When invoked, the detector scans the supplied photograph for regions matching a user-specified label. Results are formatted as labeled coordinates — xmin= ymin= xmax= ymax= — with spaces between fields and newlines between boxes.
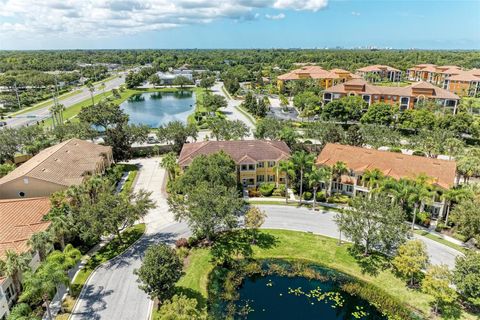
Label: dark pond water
xmin=234 ymin=274 xmax=387 ymax=320
xmin=120 ymin=91 xmax=195 ymax=127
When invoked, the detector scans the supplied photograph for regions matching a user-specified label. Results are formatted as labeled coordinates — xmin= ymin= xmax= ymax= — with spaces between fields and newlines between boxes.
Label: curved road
xmin=70 ymin=158 xmax=463 ymax=319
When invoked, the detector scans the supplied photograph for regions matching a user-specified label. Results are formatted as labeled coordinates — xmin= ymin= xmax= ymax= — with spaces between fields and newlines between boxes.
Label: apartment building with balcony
xmin=316 ymin=143 xmax=457 ymax=218
xmin=0 ymin=197 xmax=51 ymax=319
xmin=277 ymin=66 xmax=360 ymax=92
xmin=323 ymin=79 xmax=460 ymax=113
xmin=407 ymin=64 xmax=480 ymax=96
xmin=356 ymin=65 xmax=402 ymax=82
xmin=178 ymin=140 xmax=291 ymax=188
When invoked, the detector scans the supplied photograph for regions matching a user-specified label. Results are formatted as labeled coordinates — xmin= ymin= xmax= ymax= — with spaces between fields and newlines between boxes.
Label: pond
xmin=234 ymin=274 xmax=387 ymax=320
xmin=120 ymin=91 xmax=195 ymax=127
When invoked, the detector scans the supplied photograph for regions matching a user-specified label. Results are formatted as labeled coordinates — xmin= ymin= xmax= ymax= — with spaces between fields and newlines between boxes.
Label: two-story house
xmin=356 ymin=65 xmax=402 ymax=82
xmin=0 ymin=197 xmax=51 ymax=319
xmin=316 ymin=143 xmax=457 ymax=218
xmin=178 ymin=140 xmax=291 ymax=188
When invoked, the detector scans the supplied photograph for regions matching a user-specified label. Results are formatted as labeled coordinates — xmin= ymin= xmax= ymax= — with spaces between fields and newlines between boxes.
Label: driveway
xmin=70 ymin=158 xmax=189 ymax=320
xmin=258 ymin=205 xmax=463 ymax=268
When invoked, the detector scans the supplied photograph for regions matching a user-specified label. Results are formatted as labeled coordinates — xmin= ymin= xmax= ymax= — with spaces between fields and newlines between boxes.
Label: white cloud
xmin=265 ymin=13 xmax=286 ymax=20
xmin=351 ymin=11 xmax=360 ymax=16
xmin=0 ymin=0 xmax=328 ymax=39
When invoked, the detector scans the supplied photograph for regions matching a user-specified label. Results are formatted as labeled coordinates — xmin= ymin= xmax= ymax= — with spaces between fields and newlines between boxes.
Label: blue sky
xmin=0 ymin=0 xmax=479 ymax=50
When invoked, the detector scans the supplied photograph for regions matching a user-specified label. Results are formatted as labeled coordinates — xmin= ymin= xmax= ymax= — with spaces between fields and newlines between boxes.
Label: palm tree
xmin=49 ymin=103 xmax=65 ymax=128
xmin=441 ymin=187 xmax=474 ymax=224
xmin=86 ymin=82 xmax=95 ymax=106
xmin=3 ymin=250 xmax=31 ymax=294
xmin=277 ymin=160 xmax=295 ymax=204
xmin=27 ymin=231 xmax=53 ymax=262
xmin=47 ymin=207 xmax=72 ymax=250
xmin=408 ymin=174 xmax=434 ymax=230
xmin=329 ymin=161 xmax=348 ymax=197
xmin=307 ymin=166 xmax=331 ymax=209
xmin=380 ymin=177 xmax=415 ymax=209
xmin=291 ymin=151 xmax=315 ymax=202
xmin=362 ymin=168 xmax=384 ymax=199
xmin=160 ymin=152 xmax=178 ymax=181
xmin=19 ymin=261 xmax=69 ymax=320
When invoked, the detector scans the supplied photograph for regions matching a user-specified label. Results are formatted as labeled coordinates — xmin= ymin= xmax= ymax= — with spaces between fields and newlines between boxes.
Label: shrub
xmin=303 ymin=191 xmax=313 ymax=201
xmin=248 ymin=189 xmax=261 ymax=197
xmin=327 ymin=193 xmax=350 ymax=204
xmin=272 ymin=184 xmax=286 ymax=197
xmin=389 ymin=147 xmax=402 ymax=153
xmin=416 ymin=212 xmax=430 ymax=227
xmin=259 ymin=183 xmax=275 ymax=197
xmin=315 ymin=191 xmax=326 ymax=202
xmin=176 ymin=247 xmax=189 ymax=260
xmin=435 ymin=222 xmax=449 ymax=232
xmin=412 ymin=150 xmax=426 ymax=157
xmin=175 ymin=238 xmax=189 ymax=248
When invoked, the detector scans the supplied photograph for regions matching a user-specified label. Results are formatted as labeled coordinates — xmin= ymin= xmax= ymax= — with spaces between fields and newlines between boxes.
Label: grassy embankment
xmin=174 ymin=229 xmax=477 ymax=320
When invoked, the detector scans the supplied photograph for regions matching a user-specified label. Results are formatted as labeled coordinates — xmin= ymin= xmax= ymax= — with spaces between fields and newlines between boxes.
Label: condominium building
xmin=0 ymin=139 xmax=113 ymax=199
xmin=323 ymin=79 xmax=460 ymax=113
xmin=356 ymin=65 xmax=402 ymax=82
xmin=0 ymin=197 xmax=51 ymax=319
xmin=316 ymin=143 xmax=457 ymax=218
xmin=178 ymin=140 xmax=291 ymax=188
xmin=407 ymin=64 xmax=480 ymax=96
xmin=277 ymin=66 xmax=359 ymax=92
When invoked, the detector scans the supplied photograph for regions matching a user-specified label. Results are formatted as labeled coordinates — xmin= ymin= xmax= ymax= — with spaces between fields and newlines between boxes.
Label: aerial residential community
xmin=0 ymin=1 xmax=480 ymax=320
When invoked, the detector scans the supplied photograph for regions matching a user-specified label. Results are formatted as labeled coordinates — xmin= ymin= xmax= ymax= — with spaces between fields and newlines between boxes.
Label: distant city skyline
xmin=0 ymin=0 xmax=479 ymax=50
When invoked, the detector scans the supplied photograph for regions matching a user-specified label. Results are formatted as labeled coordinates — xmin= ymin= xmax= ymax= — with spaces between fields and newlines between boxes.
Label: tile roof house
xmin=356 ymin=65 xmax=402 ymax=82
xmin=323 ymin=79 xmax=460 ymax=112
xmin=277 ymin=66 xmax=357 ymax=92
xmin=0 ymin=197 xmax=51 ymax=317
xmin=0 ymin=139 xmax=113 ymax=199
xmin=178 ymin=140 xmax=291 ymax=187
xmin=406 ymin=64 xmax=480 ymax=97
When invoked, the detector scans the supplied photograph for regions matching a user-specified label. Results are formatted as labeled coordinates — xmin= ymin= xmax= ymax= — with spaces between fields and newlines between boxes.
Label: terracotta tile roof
xmin=325 ymin=79 xmax=459 ymax=100
xmin=357 ymin=65 xmax=400 ymax=72
xmin=0 ymin=139 xmax=112 ymax=188
xmin=178 ymin=140 xmax=291 ymax=167
xmin=277 ymin=66 xmax=350 ymax=81
xmin=0 ymin=197 xmax=51 ymax=260
xmin=446 ymin=69 xmax=480 ymax=82
xmin=316 ymin=143 xmax=456 ymax=189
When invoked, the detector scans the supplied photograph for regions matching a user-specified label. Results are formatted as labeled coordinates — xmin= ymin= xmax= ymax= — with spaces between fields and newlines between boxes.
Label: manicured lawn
xmin=175 ymin=229 xmax=476 ymax=319
xmin=414 ymin=230 xmax=467 ymax=254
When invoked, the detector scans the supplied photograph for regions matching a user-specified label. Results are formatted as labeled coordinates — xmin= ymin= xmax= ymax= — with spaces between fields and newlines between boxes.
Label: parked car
xmin=0 ymin=121 xmax=7 ymax=127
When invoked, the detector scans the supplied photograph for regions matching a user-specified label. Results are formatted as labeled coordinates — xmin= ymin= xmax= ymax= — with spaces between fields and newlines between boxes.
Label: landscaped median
xmin=170 ymin=229 xmax=477 ymax=320
xmin=55 ymin=223 xmax=146 ymax=319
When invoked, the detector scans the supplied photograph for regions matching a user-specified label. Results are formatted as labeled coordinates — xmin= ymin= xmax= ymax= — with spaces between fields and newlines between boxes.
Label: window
xmin=248 ymin=164 xmax=255 ymax=171
xmin=268 ymin=161 xmax=276 ymax=168
xmin=241 ymin=165 xmax=248 ymax=171
xmin=345 ymin=185 xmax=354 ymax=193
xmin=5 ymin=284 xmax=14 ymax=302
xmin=257 ymin=175 xmax=265 ymax=182
xmin=257 ymin=162 xmax=264 ymax=168
xmin=268 ymin=175 xmax=275 ymax=182
xmin=19 ymin=192 xmax=25 ymax=197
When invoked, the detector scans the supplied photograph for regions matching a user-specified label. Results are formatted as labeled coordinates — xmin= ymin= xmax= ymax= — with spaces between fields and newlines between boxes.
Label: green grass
xmin=235 ymin=104 xmax=257 ymax=125
xmin=10 ymin=89 xmax=83 ymax=116
xmin=414 ymin=230 xmax=467 ymax=254
xmin=121 ymin=168 xmax=138 ymax=194
xmin=175 ymin=229 xmax=476 ymax=319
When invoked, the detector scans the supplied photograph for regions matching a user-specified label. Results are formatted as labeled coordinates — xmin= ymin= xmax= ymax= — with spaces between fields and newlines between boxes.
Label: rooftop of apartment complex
xmin=324 ymin=79 xmax=459 ymax=100
xmin=408 ymin=64 xmax=480 ymax=82
xmin=277 ymin=66 xmax=360 ymax=81
xmin=316 ymin=143 xmax=457 ymax=189
xmin=0 ymin=139 xmax=112 ymax=188
xmin=178 ymin=140 xmax=291 ymax=167
xmin=357 ymin=65 xmax=401 ymax=72
xmin=0 ymin=197 xmax=51 ymax=260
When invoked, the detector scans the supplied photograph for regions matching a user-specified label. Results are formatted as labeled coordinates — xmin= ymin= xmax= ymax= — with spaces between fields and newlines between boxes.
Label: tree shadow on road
xmin=72 ymin=285 xmax=114 ymax=320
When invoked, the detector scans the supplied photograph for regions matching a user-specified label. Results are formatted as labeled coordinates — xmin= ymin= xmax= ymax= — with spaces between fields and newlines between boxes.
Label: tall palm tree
xmin=160 ymin=152 xmax=178 ymax=181
xmin=380 ymin=177 xmax=415 ymax=209
xmin=27 ymin=231 xmax=53 ymax=262
xmin=277 ymin=160 xmax=295 ymax=203
xmin=291 ymin=151 xmax=315 ymax=202
xmin=408 ymin=174 xmax=434 ymax=230
xmin=362 ymin=168 xmax=384 ymax=199
xmin=86 ymin=82 xmax=95 ymax=106
xmin=4 ymin=250 xmax=31 ymax=294
xmin=441 ymin=187 xmax=474 ymax=224
xmin=47 ymin=207 xmax=72 ymax=250
xmin=307 ymin=166 xmax=331 ymax=209
xmin=329 ymin=161 xmax=348 ymax=197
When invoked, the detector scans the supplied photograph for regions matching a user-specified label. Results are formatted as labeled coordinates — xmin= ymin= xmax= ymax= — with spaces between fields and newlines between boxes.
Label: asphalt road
xmin=5 ymin=74 xmax=126 ymax=128
xmin=258 ymin=204 xmax=463 ymax=268
xmin=70 ymin=158 xmax=189 ymax=320
xmin=70 ymin=161 xmax=462 ymax=320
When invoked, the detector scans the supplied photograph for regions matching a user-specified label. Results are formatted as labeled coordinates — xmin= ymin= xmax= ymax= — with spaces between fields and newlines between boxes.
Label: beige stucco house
xmin=0 ymin=139 xmax=113 ymax=199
